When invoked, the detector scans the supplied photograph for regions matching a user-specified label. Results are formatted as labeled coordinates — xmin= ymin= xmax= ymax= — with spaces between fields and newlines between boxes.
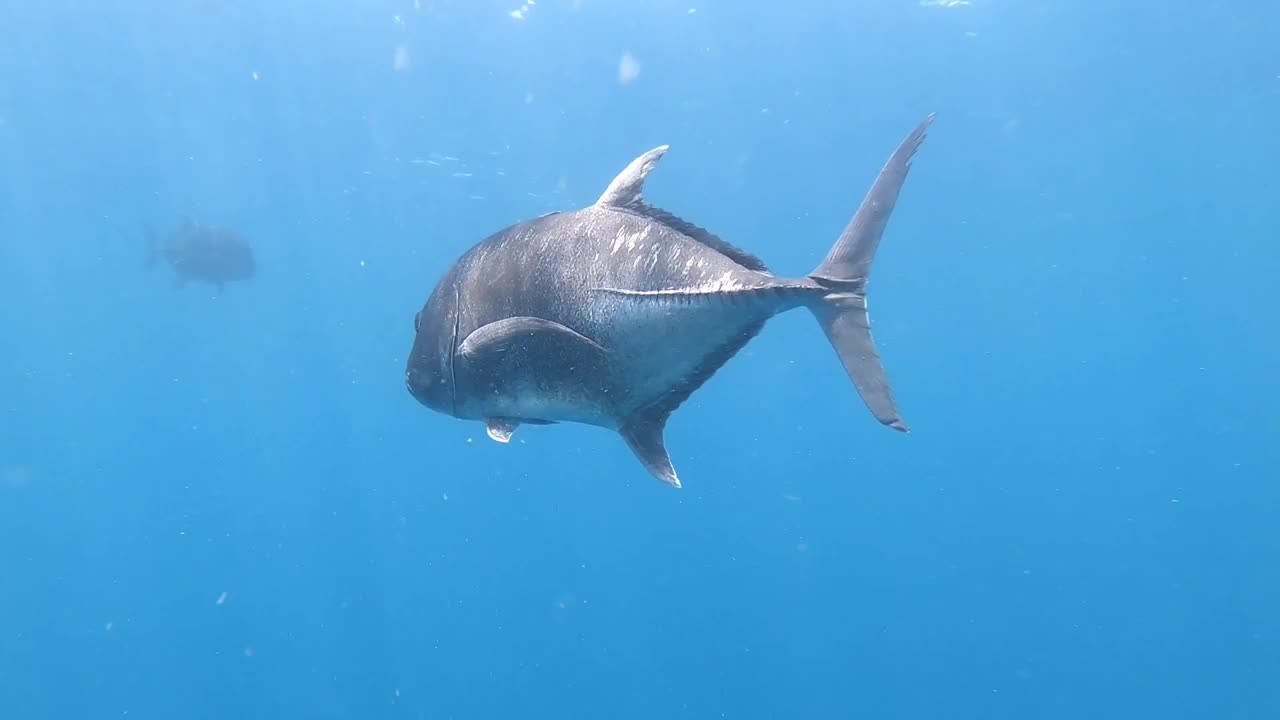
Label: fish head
xmin=405 ymin=280 xmax=460 ymax=417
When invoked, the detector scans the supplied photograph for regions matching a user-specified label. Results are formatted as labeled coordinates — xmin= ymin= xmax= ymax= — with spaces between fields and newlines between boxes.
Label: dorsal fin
xmin=595 ymin=146 xmax=771 ymax=273
xmin=595 ymin=145 xmax=669 ymax=208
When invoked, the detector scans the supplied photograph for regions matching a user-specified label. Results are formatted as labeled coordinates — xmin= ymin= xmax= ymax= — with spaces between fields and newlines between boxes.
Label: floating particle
xmin=618 ymin=52 xmax=641 ymax=85
xmin=216 ymin=591 xmax=229 ymax=606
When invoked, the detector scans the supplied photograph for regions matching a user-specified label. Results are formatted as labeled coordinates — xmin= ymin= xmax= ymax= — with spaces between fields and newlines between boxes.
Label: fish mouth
xmin=404 ymin=369 xmax=419 ymax=401
xmin=405 ymin=364 xmax=431 ymax=405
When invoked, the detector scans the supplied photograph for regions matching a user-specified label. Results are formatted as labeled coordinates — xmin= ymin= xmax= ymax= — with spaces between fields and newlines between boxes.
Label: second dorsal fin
xmin=595 ymin=146 xmax=770 ymax=273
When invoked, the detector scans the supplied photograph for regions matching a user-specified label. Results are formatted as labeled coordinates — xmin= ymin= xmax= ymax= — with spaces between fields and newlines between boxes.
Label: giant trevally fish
xmin=406 ymin=115 xmax=935 ymax=488
xmin=144 ymin=218 xmax=256 ymax=291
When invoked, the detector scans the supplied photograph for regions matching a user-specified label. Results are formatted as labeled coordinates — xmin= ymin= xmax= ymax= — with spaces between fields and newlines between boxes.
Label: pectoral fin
xmin=456 ymin=316 xmax=611 ymax=401
xmin=458 ymin=316 xmax=606 ymax=364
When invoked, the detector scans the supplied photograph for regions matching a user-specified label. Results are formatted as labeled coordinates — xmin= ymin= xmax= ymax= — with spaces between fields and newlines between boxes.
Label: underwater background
xmin=2 ymin=0 xmax=1277 ymax=718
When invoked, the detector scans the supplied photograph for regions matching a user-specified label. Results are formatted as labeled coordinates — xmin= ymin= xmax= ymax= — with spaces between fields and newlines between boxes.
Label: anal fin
xmin=620 ymin=409 xmax=681 ymax=488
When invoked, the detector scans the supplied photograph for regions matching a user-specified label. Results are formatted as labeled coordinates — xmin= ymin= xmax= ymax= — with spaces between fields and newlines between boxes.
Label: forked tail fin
xmin=807 ymin=114 xmax=935 ymax=432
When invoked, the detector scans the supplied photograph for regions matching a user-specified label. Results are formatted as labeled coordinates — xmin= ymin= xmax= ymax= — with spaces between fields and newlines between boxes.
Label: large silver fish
xmin=407 ymin=115 xmax=935 ymax=488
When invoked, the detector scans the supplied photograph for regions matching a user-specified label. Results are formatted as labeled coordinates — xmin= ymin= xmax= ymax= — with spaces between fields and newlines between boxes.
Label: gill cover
xmin=405 ymin=281 xmax=460 ymax=417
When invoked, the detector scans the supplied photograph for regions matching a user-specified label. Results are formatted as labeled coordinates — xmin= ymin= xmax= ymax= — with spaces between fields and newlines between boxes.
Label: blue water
xmin=2 ymin=1 xmax=1277 ymax=718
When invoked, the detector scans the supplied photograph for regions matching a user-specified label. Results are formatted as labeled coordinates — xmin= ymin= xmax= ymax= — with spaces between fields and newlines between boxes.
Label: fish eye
xmin=414 ymin=311 xmax=422 ymax=333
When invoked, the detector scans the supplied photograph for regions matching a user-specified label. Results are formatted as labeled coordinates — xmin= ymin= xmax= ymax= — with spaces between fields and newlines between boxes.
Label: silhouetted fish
xmin=145 ymin=218 xmax=256 ymax=291
xmin=406 ymin=115 xmax=935 ymax=487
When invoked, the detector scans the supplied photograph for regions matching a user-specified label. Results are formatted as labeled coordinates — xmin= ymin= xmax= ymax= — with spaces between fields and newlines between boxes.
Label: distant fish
xmin=144 ymin=218 xmax=256 ymax=291
xmin=406 ymin=115 xmax=936 ymax=488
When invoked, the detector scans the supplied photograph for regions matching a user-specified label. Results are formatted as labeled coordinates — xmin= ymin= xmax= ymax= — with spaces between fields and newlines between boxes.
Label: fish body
xmin=145 ymin=218 xmax=255 ymax=290
xmin=407 ymin=115 xmax=936 ymax=487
